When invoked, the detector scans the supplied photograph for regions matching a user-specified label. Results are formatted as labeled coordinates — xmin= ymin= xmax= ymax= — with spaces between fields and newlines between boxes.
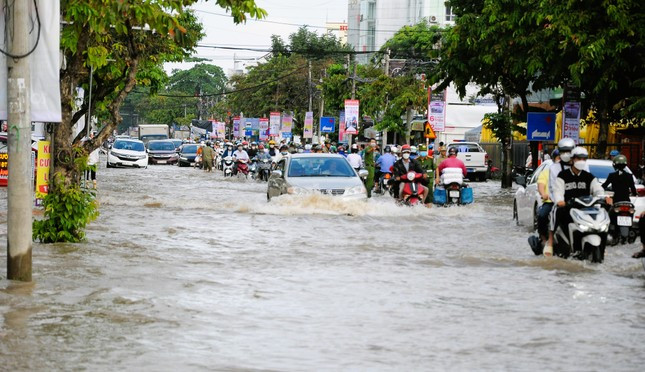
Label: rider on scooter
xmin=602 ymin=154 xmax=636 ymax=203
xmin=375 ymin=146 xmax=396 ymax=193
xmin=435 ymin=147 xmax=467 ymax=185
xmin=232 ymin=143 xmax=250 ymax=175
xmin=392 ymin=145 xmax=429 ymax=202
xmin=550 ymin=146 xmax=610 ymax=256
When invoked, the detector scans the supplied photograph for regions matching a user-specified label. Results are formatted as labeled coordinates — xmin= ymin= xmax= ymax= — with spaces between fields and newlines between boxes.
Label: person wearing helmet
xmin=232 ymin=142 xmax=250 ymax=175
xmin=247 ymin=142 xmax=258 ymax=159
xmin=329 ymin=145 xmax=337 ymax=154
xmin=346 ymin=143 xmax=363 ymax=171
xmin=268 ymin=140 xmax=277 ymax=157
xmin=338 ymin=145 xmax=346 ymax=157
xmin=375 ymin=145 xmax=397 ymax=193
xmin=608 ymin=149 xmax=620 ymax=160
xmin=410 ymin=145 xmax=418 ymax=161
xmin=548 ymin=138 xmax=576 ymax=201
xmin=528 ymin=150 xmax=560 ymax=255
xmin=549 ymin=146 xmax=609 ymax=257
xmin=392 ymin=144 xmax=429 ymax=202
xmin=201 ymin=141 xmax=214 ymax=172
xmin=303 ymin=144 xmax=312 ymax=153
xmin=436 ymin=146 xmax=467 ymax=185
xmin=602 ymin=154 xmax=637 ymax=245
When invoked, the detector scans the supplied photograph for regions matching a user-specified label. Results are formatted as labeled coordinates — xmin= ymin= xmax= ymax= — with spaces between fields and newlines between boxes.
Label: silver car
xmin=267 ymin=153 xmax=368 ymax=201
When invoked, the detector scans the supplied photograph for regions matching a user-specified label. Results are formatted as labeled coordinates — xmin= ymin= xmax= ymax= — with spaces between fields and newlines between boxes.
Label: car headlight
xmin=287 ymin=186 xmax=308 ymax=195
xmin=110 ymin=151 xmax=122 ymax=157
xmin=138 ymin=154 xmax=147 ymax=159
xmin=344 ymin=185 xmax=366 ymax=196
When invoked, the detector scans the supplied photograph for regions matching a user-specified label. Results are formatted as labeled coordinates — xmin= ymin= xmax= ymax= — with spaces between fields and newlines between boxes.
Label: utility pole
xmin=383 ymin=49 xmax=390 ymax=149
xmin=349 ymin=61 xmax=357 ymax=148
xmin=308 ymin=60 xmax=312 ymax=144
xmin=7 ymin=0 xmax=32 ymax=281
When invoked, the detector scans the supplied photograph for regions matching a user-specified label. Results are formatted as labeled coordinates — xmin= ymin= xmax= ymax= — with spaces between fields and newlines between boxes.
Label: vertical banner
xmin=245 ymin=118 xmax=253 ymax=137
xmin=344 ymin=100 xmax=359 ymax=135
xmin=563 ymin=102 xmax=581 ymax=143
xmin=303 ymin=111 xmax=314 ymax=139
xmin=217 ymin=122 xmax=226 ymax=139
xmin=339 ymin=111 xmax=346 ymax=142
xmin=211 ymin=120 xmax=217 ymax=135
xmin=259 ymin=118 xmax=269 ymax=141
xmin=35 ymin=140 xmax=51 ymax=206
xmin=233 ymin=117 xmax=240 ymax=138
xmin=428 ymin=87 xmax=446 ymax=132
xmin=281 ymin=114 xmax=293 ymax=139
xmin=270 ymin=112 xmax=281 ymax=137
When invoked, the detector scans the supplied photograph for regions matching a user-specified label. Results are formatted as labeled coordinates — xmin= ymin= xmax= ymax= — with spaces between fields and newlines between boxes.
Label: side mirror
xmin=358 ymin=169 xmax=369 ymax=178
xmin=271 ymin=170 xmax=283 ymax=178
xmin=515 ymin=175 xmax=527 ymax=187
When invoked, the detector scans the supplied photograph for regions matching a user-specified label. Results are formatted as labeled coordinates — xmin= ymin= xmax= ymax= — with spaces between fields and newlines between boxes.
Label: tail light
xmin=384 ymin=174 xmax=391 ymax=179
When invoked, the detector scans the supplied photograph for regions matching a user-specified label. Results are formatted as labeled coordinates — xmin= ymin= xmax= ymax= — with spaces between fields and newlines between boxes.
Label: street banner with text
xmin=344 ymin=100 xmax=359 ymax=135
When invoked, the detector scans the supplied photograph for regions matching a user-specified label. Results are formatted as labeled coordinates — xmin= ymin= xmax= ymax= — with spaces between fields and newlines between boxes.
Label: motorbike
xmin=442 ymin=168 xmax=465 ymax=205
xmin=215 ymin=150 xmax=224 ymax=170
xmin=398 ymin=170 xmax=425 ymax=206
xmin=378 ymin=172 xmax=394 ymax=196
xmin=255 ymin=158 xmax=272 ymax=182
xmin=236 ymin=159 xmax=249 ymax=178
xmin=553 ymin=196 xmax=610 ymax=263
xmin=607 ymin=201 xmax=636 ymax=245
xmin=222 ymin=156 xmax=234 ymax=177
xmin=249 ymin=160 xmax=258 ymax=179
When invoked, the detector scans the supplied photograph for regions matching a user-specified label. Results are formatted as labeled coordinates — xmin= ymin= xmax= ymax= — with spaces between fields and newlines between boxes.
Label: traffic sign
xmin=527 ymin=112 xmax=556 ymax=141
xmin=320 ymin=117 xmax=336 ymax=133
xmin=424 ymin=122 xmax=436 ymax=139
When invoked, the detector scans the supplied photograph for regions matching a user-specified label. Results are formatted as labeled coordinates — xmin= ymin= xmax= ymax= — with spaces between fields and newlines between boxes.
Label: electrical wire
xmin=0 ymin=0 xmax=41 ymax=59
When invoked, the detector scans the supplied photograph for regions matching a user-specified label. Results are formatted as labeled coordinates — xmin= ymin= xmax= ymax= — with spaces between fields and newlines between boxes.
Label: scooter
xmin=236 ymin=159 xmax=249 ymax=178
xmin=256 ymin=158 xmax=272 ymax=182
xmin=215 ymin=150 xmax=224 ymax=170
xmin=398 ymin=170 xmax=425 ymax=206
xmin=222 ymin=156 xmax=234 ymax=177
xmin=553 ymin=196 xmax=610 ymax=263
xmin=378 ymin=172 xmax=393 ymax=196
xmin=608 ymin=201 xmax=635 ymax=245
xmin=442 ymin=168 xmax=465 ymax=205
xmin=249 ymin=160 xmax=258 ymax=179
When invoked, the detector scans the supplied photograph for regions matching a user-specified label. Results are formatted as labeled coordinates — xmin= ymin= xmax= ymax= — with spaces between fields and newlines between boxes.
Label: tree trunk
xmin=597 ymin=97 xmax=609 ymax=158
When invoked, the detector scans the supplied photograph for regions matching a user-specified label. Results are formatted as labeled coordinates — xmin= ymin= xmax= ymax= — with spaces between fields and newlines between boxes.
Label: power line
xmin=196 ymin=43 xmax=385 ymax=54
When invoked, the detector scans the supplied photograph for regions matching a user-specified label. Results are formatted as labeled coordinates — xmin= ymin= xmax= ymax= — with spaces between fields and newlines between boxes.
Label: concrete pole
xmin=349 ymin=62 xmax=357 ymax=148
xmin=383 ymin=49 xmax=390 ymax=148
xmin=308 ymin=60 xmax=312 ymax=144
xmin=7 ymin=0 xmax=32 ymax=281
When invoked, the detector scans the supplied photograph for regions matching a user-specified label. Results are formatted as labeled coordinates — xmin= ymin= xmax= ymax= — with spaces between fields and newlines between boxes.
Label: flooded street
xmin=1 ymin=156 xmax=645 ymax=370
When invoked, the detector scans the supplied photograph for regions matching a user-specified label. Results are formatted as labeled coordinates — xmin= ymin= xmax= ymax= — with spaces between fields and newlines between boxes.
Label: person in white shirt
xmin=232 ymin=144 xmax=250 ymax=175
xmin=346 ymin=144 xmax=363 ymax=170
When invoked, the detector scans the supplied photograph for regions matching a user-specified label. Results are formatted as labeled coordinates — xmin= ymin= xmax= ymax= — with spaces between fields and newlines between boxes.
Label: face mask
xmin=237 ymin=148 xmax=243 ymax=151
xmin=420 ymin=151 xmax=428 ymax=157
xmin=614 ymin=164 xmax=626 ymax=171
xmin=402 ymin=153 xmax=410 ymax=160
xmin=560 ymin=152 xmax=571 ymax=162
xmin=573 ymin=160 xmax=586 ymax=170
xmin=281 ymin=151 xmax=288 ymax=155
xmin=263 ymin=149 xmax=269 ymax=153
xmin=370 ymin=143 xmax=377 ymax=147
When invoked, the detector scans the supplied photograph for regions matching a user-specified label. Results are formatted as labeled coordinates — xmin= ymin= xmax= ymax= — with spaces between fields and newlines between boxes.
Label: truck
xmin=173 ymin=129 xmax=190 ymax=140
xmin=138 ymin=124 xmax=169 ymax=145
xmin=446 ymin=142 xmax=489 ymax=182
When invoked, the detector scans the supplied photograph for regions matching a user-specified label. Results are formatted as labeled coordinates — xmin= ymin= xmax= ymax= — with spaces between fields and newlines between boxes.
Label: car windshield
xmin=288 ymin=157 xmax=355 ymax=177
xmin=148 ymin=141 xmax=175 ymax=151
xmin=171 ymin=139 xmax=183 ymax=148
xmin=589 ymin=163 xmax=613 ymax=180
xmin=182 ymin=145 xmax=198 ymax=154
xmin=449 ymin=144 xmax=481 ymax=152
xmin=113 ymin=141 xmax=144 ymax=152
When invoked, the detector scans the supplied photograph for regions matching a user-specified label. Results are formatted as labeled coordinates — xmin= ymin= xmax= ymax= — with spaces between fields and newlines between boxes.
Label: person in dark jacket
xmin=602 ymin=154 xmax=636 ymax=203
xmin=392 ymin=144 xmax=428 ymax=202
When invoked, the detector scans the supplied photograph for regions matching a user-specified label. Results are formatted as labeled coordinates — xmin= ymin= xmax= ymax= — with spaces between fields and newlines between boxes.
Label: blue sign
xmin=281 ymin=132 xmax=292 ymax=139
xmin=320 ymin=117 xmax=336 ymax=133
xmin=245 ymin=129 xmax=253 ymax=136
xmin=527 ymin=112 xmax=556 ymax=141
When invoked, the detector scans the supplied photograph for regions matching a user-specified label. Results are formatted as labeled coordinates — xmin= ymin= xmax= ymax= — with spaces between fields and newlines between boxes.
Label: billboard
xmin=344 ymin=100 xmax=359 ymax=135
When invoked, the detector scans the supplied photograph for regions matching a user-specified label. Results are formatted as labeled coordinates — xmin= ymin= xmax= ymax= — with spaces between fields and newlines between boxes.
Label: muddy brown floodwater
xmin=1 ymin=156 xmax=645 ymax=370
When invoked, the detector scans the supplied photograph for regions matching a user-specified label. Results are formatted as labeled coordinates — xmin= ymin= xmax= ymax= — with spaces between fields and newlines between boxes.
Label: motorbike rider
xmin=232 ymin=143 xmax=250 ymax=175
xmin=410 ymin=145 xmax=418 ymax=161
xmin=268 ymin=140 xmax=278 ymax=157
xmin=254 ymin=144 xmax=271 ymax=161
xmin=544 ymin=138 xmax=576 ymax=255
xmin=436 ymin=147 xmax=467 ymax=185
xmin=247 ymin=142 xmax=258 ymax=159
xmin=346 ymin=144 xmax=363 ymax=171
xmin=549 ymin=146 xmax=610 ymax=257
xmin=528 ymin=149 xmax=559 ymax=255
xmin=416 ymin=144 xmax=436 ymax=206
xmin=392 ymin=144 xmax=429 ymax=202
xmin=602 ymin=154 xmax=637 ymax=243
xmin=375 ymin=146 xmax=396 ymax=193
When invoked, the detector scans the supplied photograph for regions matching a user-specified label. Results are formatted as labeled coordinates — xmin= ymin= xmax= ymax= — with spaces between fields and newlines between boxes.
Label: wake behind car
xmin=267 ymin=153 xmax=368 ymax=201
xmin=147 ymin=139 xmax=179 ymax=165
xmin=107 ymin=138 xmax=148 ymax=168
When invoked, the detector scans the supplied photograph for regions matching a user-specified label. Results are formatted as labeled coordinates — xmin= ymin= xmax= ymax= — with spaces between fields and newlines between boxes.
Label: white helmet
xmin=410 ymin=145 xmax=418 ymax=154
xmin=392 ymin=146 xmax=400 ymax=153
xmin=557 ymin=138 xmax=576 ymax=152
xmin=571 ymin=146 xmax=589 ymax=159
xmin=304 ymin=144 xmax=312 ymax=150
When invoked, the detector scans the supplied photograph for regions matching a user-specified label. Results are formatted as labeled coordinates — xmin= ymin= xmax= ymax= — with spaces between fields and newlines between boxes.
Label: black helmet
xmin=613 ymin=154 xmax=628 ymax=170
xmin=384 ymin=145 xmax=391 ymax=153
xmin=448 ymin=147 xmax=458 ymax=156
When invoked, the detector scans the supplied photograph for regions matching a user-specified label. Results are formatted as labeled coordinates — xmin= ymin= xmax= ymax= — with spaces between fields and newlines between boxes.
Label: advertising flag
xmin=563 ymin=102 xmax=581 ymax=144
xmin=428 ymin=87 xmax=446 ymax=132
xmin=233 ymin=117 xmax=240 ymax=138
xmin=304 ymin=111 xmax=314 ymax=139
xmin=339 ymin=111 xmax=346 ymax=142
xmin=270 ymin=112 xmax=281 ymax=137
xmin=344 ymin=100 xmax=359 ymax=135
xmin=281 ymin=114 xmax=293 ymax=139
xmin=259 ymin=118 xmax=269 ymax=140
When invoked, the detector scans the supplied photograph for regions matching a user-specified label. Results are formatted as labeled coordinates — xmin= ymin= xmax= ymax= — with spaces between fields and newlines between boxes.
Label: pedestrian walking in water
xmin=202 ymin=141 xmax=214 ymax=172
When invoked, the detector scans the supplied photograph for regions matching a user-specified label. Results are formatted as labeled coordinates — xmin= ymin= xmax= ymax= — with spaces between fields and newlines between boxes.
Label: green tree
xmin=37 ymin=0 xmax=265 ymax=243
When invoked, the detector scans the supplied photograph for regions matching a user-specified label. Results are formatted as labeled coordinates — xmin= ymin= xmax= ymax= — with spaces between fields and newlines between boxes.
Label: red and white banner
xmin=269 ymin=112 xmax=281 ymax=137
xmin=428 ymin=87 xmax=446 ymax=132
xmin=344 ymin=100 xmax=359 ymax=135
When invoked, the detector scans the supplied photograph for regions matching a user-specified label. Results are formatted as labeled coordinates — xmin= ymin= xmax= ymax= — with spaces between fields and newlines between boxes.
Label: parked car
xmin=446 ymin=142 xmax=488 ymax=181
xmin=267 ymin=153 xmax=368 ymax=201
xmin=170 ymin=139 xmax=183 ymax=150
xmin=107 ymin=138 xmax=148 ymax=168
xmin=177 ymin=144 xmax=200 ymax=167
xmin=147 ymin=139 xmax=179 ymax=165
xmin=513 ymin=158 xmax=638 ymax=229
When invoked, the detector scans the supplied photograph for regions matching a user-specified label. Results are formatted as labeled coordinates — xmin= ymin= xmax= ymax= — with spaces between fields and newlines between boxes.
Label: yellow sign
xmin=424 ymin=122 xmax=436 ymax=139
xmin=35 ymin=140 xmax=51 ymax=204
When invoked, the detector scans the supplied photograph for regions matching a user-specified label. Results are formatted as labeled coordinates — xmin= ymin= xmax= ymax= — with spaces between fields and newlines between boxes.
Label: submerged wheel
xmin=513 ymin=201 xmax=519 ymax=225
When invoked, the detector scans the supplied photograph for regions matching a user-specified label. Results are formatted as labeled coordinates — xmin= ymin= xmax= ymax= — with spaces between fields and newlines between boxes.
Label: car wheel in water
xmin=107 ymin=161 xmax=114 ymax=168
xmin=533 ymin=204 xmax=538 ymax=231
xmin=267 ymin=192 xmax=271 ymax=201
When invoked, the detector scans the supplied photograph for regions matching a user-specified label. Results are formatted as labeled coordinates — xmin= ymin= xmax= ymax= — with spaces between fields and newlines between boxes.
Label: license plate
xmin=449 ymin=191 xmax=460 ymax=198
xmin=467 ymin=168 xmax=474 ymax=172
xmin=158 ymin=160 xmax=167 ymax=164
xmin=617 ymin=216 xmax=632 ymax=226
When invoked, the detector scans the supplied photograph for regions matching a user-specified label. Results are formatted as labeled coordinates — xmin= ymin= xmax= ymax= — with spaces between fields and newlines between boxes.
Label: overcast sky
xmin=165 ymin=0 xmax=349 ymax=75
